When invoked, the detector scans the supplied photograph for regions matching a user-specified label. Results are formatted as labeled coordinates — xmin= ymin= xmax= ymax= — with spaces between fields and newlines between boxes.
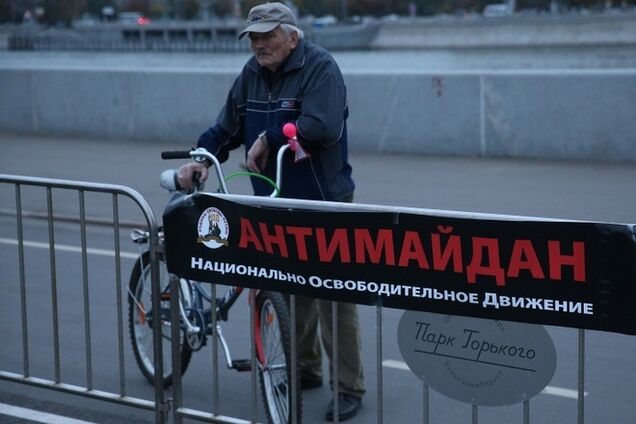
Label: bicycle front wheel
xmin=256 ymin=291 xmax=302 ymax=424
xmin=128 ymin=251 xmax=193 ymax=387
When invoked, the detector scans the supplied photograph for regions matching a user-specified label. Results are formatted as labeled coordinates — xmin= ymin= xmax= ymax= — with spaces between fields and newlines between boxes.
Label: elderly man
xmin=177 ymin=2 xmax=365 ymax=421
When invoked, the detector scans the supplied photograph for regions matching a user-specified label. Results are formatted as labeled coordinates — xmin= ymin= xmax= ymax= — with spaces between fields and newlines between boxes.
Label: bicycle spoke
xmin=264 ymin=369 xmax=289 ymax=423
xmin=256 ymin=293 xmax=299 ymax=424
xmin=262 ymin=309 xmax=284 ymax=363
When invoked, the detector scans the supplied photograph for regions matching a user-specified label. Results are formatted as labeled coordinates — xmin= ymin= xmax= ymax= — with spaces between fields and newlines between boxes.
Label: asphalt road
xmin=1 ymin=132 xmax=635 ymax=424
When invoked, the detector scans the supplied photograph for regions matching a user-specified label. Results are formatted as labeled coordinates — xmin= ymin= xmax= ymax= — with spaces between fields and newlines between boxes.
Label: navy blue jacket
xmin=197 ymin=38 xmax=355 ymax=201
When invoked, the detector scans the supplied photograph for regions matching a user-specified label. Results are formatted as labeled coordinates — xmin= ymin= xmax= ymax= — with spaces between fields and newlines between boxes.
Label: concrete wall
xmin=372 ymin=14 xmax=636 ymax=49
xmin=1 ymin=67 xmax=635 ymax=161
xmin=347 ymin=70 xmax=636 ymax=161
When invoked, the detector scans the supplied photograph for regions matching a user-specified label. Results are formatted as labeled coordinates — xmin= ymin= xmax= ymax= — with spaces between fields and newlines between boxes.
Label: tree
xmin=348 ymin=0 xmax=392 ymax=16
xmin=85 ymin=0 xmax=116 ymax=17
xmin=41 ymin=0 xmax=86 ymax=25
xmin=182 ymin=0 xmax=199 ymax=18
xmin=122 ymin=0 xmax=150 ymax=14
xmin=0 ymin=0 xmax=12 ymax=23
xmin=212 ymin=0 xmax=235 ymax=17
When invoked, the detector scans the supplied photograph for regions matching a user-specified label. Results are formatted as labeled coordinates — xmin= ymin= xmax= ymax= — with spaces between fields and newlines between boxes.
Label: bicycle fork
xmin=178 ymin=289 xmax=200 ymax=335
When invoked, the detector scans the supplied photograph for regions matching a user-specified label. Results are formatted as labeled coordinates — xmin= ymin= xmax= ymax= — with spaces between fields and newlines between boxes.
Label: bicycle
xmin=127 ymin=125 xmax=303 ymax=424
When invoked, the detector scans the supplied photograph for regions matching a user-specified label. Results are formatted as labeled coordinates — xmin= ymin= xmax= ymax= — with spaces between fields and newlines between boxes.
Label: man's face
xmin=249 ymin=27 xmax=298 ymax=72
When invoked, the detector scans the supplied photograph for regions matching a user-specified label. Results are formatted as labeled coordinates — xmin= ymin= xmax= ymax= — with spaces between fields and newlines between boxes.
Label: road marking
xmin=541 ymin=386 xmax=588 ymax=399
xmin=382 ymin=359 xmax=588 ymax=399
xmin=0 ymin=402 xmax=97 ymax=424
xmin=383 ymin=359 xmax=410 ymax=371
xmin=0 ymin=237 xmax=138 ymax=259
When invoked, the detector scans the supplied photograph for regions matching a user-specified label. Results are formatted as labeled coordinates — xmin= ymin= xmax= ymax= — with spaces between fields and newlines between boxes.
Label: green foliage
xmin=0 ymin=0 xmax=12 ymax=23
xmin=300 ymin=0 xmax=340 ymax=16
xmin=86 ymin=0 xmax=116 ymax=16
xmin=212 ymin=0 xmax=236 ymax=17
xmin=124 ymin=0 xmax=150 ymax=14
xmin=7 ymin=0 xmax=636 ymax=25
xmin=148 ymin=3 xmax=166 ymax=18
xmin=41 ymin=0 xmax=86 ymax=25
xmin=182 ymin=0 xmax=200 ymax=18
xmin=240 ymin=0 xmax=266 ymax=14
xmin=348 ymin=0 xmax=392 ymax=16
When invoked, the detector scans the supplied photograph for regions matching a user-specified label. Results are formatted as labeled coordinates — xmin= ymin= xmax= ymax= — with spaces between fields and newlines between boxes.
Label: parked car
xmin=483 ymin=4 xmax=510 ymax=17
xmin=118 ymin=12 xmax=151 ymax=25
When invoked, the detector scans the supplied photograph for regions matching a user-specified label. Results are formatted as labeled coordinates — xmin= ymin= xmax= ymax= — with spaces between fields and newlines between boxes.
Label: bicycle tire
xmin=128 ymin=250 xmax=193 ymax=387
xmin=256 ymin=291 xmax=302 ymax=424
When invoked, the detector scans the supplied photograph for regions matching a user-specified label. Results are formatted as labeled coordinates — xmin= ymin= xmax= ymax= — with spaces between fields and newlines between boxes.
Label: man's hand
xmin=246 ymin=137 xmax=270 ymax=173
xmin=177 ymin=161 xmax=209 ymax=192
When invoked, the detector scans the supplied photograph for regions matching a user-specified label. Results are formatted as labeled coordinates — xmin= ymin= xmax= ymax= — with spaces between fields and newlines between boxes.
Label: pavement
xmin=2 ymin=131 xmax=635 ymax=224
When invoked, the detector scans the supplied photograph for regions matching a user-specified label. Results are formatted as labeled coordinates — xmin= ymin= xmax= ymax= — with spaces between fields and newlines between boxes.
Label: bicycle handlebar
xmin=160 ymin=141 xmax=292 ymax=197
xmin=160 ymin=150 xmax=192 ymax=160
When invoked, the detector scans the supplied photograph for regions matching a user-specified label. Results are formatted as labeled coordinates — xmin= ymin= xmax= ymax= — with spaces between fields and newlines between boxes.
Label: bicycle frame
xmin=130 ymin=229 xmax=259 ymax=367
xmin=128 ymin=140 xmax=301 ymax=424
xmin=131 ymin=142 xmax=293 ymax=369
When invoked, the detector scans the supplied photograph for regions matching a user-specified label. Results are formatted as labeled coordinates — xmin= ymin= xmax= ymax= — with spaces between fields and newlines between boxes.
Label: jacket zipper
xmin=267 ymin=91 xmax=272 ymax=128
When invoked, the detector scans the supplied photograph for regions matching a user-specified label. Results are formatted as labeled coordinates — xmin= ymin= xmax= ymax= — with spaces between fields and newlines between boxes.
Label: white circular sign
xmin=397 ymin=311 xmax=556 ymax=406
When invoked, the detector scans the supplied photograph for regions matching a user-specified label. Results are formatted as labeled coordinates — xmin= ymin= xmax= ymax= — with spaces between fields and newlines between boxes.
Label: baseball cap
xmin=238 ymin=2 xmax=298 ymax=39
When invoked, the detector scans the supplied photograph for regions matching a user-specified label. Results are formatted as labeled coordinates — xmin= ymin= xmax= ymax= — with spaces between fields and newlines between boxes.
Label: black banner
xmin=163 ymin=194 xmax=636 ymax=335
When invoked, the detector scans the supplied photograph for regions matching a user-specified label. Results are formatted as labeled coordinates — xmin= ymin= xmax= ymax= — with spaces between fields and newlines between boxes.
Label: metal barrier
xmin=164 ymin=192 xmax=597 ymax=424
xmin=0 ymin=173 xmax=304 ymax=424
xmin=0 ymin=174 xmax=168 ymax=423
xmin=0 ymin=173 xmax=630 ymax=424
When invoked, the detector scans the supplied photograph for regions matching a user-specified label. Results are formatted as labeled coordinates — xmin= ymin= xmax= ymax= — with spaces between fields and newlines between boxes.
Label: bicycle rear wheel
xmin=128 ymin=251 xmax=193 ymax=387
xmin=256 ymin=291 xmax=302 ymax=424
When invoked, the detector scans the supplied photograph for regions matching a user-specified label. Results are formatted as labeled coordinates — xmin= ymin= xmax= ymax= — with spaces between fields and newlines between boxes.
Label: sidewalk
xmin=2 ymin=131 xmax=635 ymax=225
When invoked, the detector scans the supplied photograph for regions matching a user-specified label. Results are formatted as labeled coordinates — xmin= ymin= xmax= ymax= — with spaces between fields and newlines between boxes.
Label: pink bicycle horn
xmin=282 ymin=123 xmax=297 ymax=139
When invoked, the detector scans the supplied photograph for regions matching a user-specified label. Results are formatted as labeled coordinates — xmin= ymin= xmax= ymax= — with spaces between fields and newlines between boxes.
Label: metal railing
xmin=7 ymin=22 xmax=379 ymax=52
xmin=0 ymin=173 xmax=168 ymax=423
